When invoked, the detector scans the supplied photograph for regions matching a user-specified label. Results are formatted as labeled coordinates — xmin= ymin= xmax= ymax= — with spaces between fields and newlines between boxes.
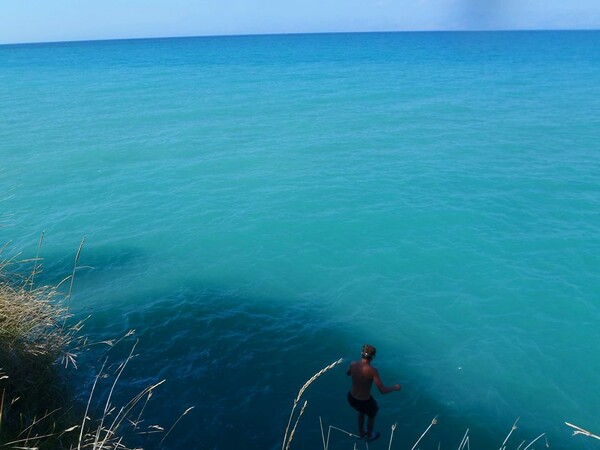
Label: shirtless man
xmin=347 ymin=344 xmax=401 ymax=442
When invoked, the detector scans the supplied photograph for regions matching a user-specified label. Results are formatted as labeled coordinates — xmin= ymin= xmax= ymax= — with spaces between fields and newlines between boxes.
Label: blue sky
xmin=1 ymin=0 xmax=599 ymax=44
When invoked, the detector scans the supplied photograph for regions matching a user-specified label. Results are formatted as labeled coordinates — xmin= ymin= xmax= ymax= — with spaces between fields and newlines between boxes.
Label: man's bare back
xmin=348 ymin=360 xmax=376 ymax=400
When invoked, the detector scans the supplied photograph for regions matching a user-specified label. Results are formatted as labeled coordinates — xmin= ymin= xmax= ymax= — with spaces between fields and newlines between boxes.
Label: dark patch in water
xmin=14 ymin=243 xmax=146 ymax=287
xmin=67 ymin=281 xmax=575 ymax=450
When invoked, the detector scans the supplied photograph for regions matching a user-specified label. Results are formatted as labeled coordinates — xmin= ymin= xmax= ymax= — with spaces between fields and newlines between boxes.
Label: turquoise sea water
xmin=1 ymin=31 xmax=599 ymax=449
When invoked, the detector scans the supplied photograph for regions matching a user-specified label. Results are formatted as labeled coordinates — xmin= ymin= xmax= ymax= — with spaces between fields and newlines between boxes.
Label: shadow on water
xmin=65 ymin=276 xmax=581 ymax=450
xmin=25 ymin=243 xmax=147 ymax=288
xmin=74 ymin=284 xmax=354 ymax=450
xmin=2 ymin=242 xmax=585 ymax=449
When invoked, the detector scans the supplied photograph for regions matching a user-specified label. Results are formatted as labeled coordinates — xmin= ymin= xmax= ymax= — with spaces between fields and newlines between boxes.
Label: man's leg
xmin=367 ymin=415 xmax=375 ymax=436
xmin=358 ymin=412 xmax=365 ymax=436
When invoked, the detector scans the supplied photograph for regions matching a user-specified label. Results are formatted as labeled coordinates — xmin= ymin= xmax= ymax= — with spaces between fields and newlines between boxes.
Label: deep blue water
xmin=1 ymin=31 xmax=599 ymax=449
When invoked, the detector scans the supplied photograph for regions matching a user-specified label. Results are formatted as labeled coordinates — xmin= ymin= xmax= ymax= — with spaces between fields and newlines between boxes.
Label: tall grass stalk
xmin=282 ymin=358 xmax=343 ymax=450
xmin=499 ymin=418 xmax=519 ymax=450
xmin=319 ymin=421 xmax=362 ymax=450
xmin=78 ymin=358 xmax=107 ymax=450
xmin=285 ymin=401 xmax=308 ymax=450
xmin=93 ymin=340 xmax=138 ymax=449
xmin=27 ymin=230 xmax=44 ymax=291
xmin=457 ymin=429 xmax=470 ymax=450
xmin=387 ymin=422 xmax=396 ymax=450
xmin=66 ymin=236 xmax=86 ymax=317
xmin=160 ymin=406 xmax=195 ymax=445
xmin=410 ymin=416 xmax=437 ymax=450
xmin=521 ymin=433 xmax=545 ymax=450
xmin=565 ymin=422 xmax=600 ymax=441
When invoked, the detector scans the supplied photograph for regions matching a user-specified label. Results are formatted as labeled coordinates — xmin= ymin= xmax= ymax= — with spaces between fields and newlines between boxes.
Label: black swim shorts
xmin=347 ymin=392 xmax=379 ymax=418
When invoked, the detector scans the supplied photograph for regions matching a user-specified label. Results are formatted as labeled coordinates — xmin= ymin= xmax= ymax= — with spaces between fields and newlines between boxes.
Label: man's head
xmin=361 ymin=344 xmax=376 ymax=360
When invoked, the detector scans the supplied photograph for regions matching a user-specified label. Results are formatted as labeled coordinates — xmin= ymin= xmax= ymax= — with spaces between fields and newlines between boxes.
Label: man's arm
xmin=346 ymin=362 xmax=353 ymax=376
xmin=372 ymin=367 xmax=401 ymax=394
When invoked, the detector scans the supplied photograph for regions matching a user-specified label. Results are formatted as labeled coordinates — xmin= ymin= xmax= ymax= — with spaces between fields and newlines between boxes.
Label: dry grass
xmin=282 ymin=358 xmax=344 ymax=450
xmin=0 ymin=242 xmax=186 ymax=449
xmin=565 ymin=422 xmax=600 ymax=442
xmin=0 ymin=251 xmax=83 ymax=447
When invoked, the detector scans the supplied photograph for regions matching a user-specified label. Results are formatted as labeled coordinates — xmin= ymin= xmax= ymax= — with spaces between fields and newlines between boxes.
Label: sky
xmin=1 ymin=0 xmax=599 ymax=45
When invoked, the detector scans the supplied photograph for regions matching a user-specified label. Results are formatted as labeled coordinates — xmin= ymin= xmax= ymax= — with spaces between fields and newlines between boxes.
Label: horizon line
xmin=1 ymin=27 xmax=598 ymax=48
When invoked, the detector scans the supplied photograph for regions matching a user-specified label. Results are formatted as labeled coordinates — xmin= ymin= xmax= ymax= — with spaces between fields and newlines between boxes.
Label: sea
xmin=1 ymin=31 xmax=599 ymax=450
